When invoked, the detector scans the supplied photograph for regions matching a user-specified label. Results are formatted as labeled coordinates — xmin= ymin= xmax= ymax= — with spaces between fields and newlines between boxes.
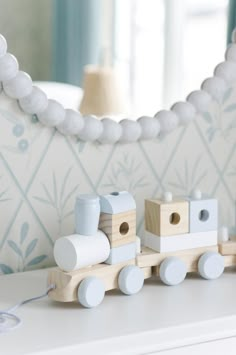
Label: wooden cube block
xmin=99 ymin=210 xmax=136 ymax=248
xmin=188 ymin=197 xmax=218 ymax=233
xmin=145 ymin=199 xmax=189 ymax=236
xmin=105 ymin=242 xmax=136 ymax=265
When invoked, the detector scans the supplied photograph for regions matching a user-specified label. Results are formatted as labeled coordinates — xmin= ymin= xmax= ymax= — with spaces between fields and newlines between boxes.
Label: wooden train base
xmin=48 ymin=240 xmax=236 ymax=306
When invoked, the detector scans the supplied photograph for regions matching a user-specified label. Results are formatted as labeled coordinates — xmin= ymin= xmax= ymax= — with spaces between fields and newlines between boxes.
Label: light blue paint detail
xmin=198 ymin=252 xmax=224 ymax=280
xmin=78 ymin=276 xmax=105 ymax=308
xmin=18 ymin=139 xmax=29 ymax=152
xmin=189 ymin=198 xmax=218 ymax=233
xmin=52 ymin=0 xmax=102 ymax=86
xmin=118 ymin=265 xmax=144 ymax=295
xmin=159 ymin=257 xmax=187 ymax=286
xmin=105 ymin=242 xmax=136 ymax=265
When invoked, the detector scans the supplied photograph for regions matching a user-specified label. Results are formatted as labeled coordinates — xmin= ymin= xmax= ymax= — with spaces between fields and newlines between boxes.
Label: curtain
xmin=52 ymin=0 xmax=102 ymax=86
xmin=227 ymin=0 xmax=236 ymax=44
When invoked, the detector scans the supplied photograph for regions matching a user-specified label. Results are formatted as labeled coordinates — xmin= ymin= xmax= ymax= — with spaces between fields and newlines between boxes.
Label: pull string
xmin=0 ymin=284 xmax=55 ymax=333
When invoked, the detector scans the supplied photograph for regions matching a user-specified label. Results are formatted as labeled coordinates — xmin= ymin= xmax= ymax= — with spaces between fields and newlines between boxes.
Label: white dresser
xmin=1 ymin=268 xmax=236 ymax=354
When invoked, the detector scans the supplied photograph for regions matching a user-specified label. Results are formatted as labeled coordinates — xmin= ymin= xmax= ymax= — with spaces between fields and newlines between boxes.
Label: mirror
xmin=0 ymin=0 xmax=233 ymax=143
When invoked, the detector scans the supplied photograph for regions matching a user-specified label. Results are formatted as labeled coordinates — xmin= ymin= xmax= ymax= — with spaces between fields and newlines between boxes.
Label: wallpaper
xmin=0 ymin=88 xmax=235 ymax=274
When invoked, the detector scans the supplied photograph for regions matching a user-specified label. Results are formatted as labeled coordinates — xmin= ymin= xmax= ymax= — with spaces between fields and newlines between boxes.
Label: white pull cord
xmin=0 ymin=284 xmax=55 ymax=333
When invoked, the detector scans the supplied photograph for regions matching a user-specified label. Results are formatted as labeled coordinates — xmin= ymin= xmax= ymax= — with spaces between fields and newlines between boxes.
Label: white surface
xmin=144 ymin=230 xmax=217 ymax=252
xmin=1 ymin=268 xmax=236 ymax=354
xmin=54 ymin=231 xmax=110 ymax=271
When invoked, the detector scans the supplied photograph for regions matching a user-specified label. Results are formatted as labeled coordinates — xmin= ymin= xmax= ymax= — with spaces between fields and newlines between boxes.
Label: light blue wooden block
xmin=105 ymin=242 xmax=136 ymax=265
xmin=100 ymin=191 xmax=136 ymax=214
xmin=189 ymin=198 xmax=218 ymax=233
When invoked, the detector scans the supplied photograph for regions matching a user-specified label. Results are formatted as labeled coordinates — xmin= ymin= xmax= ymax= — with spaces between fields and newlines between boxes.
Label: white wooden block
xmin=188 ymin=197 xmax=218 ymax=233
xmin=100 ymin=191 xmax=136 ymax=214
xmin=105 ymin=242 xmax=136 ymax=265
xmin=144 ymin=230 xmax=217 ymax=253
xmin=136 ymin=236 xmax=141 ymax=254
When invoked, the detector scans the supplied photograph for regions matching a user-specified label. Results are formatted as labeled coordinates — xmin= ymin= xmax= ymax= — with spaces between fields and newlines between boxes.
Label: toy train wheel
xmin=118 ymin=265 xmax=144 ymax=295
xmin=198 ymin=251 xmax=224 ymax=280
xmin=77 ymin=276 xmax=105 ymax=308
xmin=159 ymin=257 xmax=187 ymax=286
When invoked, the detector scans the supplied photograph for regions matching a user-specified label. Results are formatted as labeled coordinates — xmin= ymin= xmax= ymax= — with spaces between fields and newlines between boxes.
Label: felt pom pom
xmin=98 ymin=118 xmax=122 ymax=144
xmin=154 ymin=110 xmax=179 ymax=134
xmin=187 ymin=90 xmax=211 ymax=113
xmin=78 ymin=115 xmax=103 ymax=142
xmin=201 ymin=77 xmax=227 ymax=101
xmin=137 ymin=116 xmax=160 ymax=139
xmin=0 ymin=53 xmax=19 ymax=81
xmin=19 ymin=86 xmax=48 ymax=114
xmin=119 ymin=119 xmax=142 ymax=143
xmin=3 ymin=71 xmax=32 ymax=99
xmin=37 ymin=99 xmax=66 ymax=127
xmin=171 ymin=101 xmax=196 ymax=125
xmin=214 ymin=61 xmax=236 ymax=85
xmin=57 ymin=109 xmax=84 ymax=135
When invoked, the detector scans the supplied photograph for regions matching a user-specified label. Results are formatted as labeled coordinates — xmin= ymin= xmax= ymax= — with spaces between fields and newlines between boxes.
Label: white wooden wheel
xmin=159 ymin=257 xmax=187 ymax=286
xmin=118 ymin=265 xmax=144 ymax=295
xmin=198 ymin=251 xmax=224 ymax=280
xmin=77 ymin=276 xmax=105 ymax=308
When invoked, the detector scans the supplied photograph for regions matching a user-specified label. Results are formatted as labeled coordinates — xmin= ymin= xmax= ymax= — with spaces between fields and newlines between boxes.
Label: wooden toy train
xmin=48 ymin=190 xmax=236 ymax=308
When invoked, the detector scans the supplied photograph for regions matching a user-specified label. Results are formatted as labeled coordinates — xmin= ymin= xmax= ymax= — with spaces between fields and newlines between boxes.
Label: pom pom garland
xmin=0 ymin=29 xmax=236 ymax=143
xmin=37 ymin=99 xmax=66 ymax=127
xmin=19 ymin=86 xmax=48 ymax=114
xmin=3 ymin=71 xmax=32 ymax=99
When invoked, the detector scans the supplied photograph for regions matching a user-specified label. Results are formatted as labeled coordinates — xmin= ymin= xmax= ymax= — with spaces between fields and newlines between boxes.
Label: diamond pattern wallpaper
xmin=0 ymin=87 xmax=235 ymax=274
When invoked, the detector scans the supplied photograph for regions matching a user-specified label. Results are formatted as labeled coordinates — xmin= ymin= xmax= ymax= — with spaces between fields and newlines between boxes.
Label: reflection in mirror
xmin=0 ymin=0 xmax=230 ymax=120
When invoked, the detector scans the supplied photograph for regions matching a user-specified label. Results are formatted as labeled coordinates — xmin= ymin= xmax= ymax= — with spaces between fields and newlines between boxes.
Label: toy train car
xmin=48 ymin=191 xmax=236 ymax=308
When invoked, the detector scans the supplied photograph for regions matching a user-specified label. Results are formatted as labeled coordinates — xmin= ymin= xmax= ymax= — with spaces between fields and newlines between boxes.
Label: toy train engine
xmin=49 ymin=192 xmax=148 ymax=308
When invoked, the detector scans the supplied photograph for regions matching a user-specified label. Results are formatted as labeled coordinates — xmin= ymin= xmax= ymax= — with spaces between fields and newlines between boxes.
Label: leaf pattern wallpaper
xmin=0 ymin=86 xmax=235 ymax=274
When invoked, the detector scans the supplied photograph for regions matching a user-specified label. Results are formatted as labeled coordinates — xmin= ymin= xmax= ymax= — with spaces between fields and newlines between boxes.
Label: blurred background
xmin=0 ymin=0 xmax=234 ymax=117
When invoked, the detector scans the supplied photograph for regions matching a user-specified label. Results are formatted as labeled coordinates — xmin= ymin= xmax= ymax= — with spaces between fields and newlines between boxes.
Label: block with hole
xmin=187 ymin=190 xmax=218 ymax=233
xmin=145 ymin=191 xmax=189 ymax=237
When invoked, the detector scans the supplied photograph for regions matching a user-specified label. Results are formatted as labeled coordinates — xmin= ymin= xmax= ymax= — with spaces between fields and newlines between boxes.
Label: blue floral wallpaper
xmin=0 ymin=87 xmax=235 ymax=274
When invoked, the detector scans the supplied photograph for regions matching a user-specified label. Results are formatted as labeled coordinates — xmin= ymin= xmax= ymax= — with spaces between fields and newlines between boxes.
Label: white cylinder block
xmin=54 ymin=231 xmax=111 ymax=272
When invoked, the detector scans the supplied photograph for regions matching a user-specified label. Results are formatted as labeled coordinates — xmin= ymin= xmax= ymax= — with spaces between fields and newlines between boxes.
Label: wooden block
xmin=99 ymin=210 xmax=136 ymax=248
xmin=144 ymin=230 xmax=217 ymax=253
xmin=219 ymin=241 xmax=236 ymax=255
xmin=48 ymin=259 xmax=136 ymax=302
xmin=223 ymin=255 xmax=236 ymax=267
xmin=137 ymin=245 xmax=219 ymax=268
xmin=188 ymin=197 xmax=218 ymax=233
xmin=105 ymin=242 xmax=136 ymax=265
xmin=145 ymin=198 xmax=189 ymax=236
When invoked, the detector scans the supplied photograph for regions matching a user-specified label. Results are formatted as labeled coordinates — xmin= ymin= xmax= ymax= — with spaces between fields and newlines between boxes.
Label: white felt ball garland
xmin=154 ymin=110 xmax=179 ymax=134
xmin=225 ymin=44 xmax=236 ymax=62
xmin=19 ymin=86 xmax=48 ymax=114
xmin=0 ymin=34 xmax=7 ymax=57
xmin=3 ymin=71 xmax=32 ymax=99
xmin=37 ymin=99 xmax=66 ymax=127
xmin=137 ymin=116 xmax=160 ymax=140
xmin=78 ymin=115 xmax=103 ymax=142
xmin=119 ymin=119 xmax=142 ymax=143
xmin=98 ymin=118 xmax=122 ymax=144
xmin=187 ymin=90 xmax=212 ymax=113
xmin=0 ymin=53 xmax=19 ymax=81
xmin=57 ymin=109 xmax=84 ymax=136
xmin=214 ymin=61 xmax=236 ymax=85
xmin=201 ymin=77 xmax=227 ymax=101
xmin=171 ymin=101 xmax=196 ymax=125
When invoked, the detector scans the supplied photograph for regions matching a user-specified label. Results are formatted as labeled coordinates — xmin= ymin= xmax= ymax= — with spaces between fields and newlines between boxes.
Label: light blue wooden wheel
xmin=198 ymin=251 xmax=224 ymax=280
xmin=159 ymin=257 xmax=187 ymax=286
xmin=77 ymin=276 xmax=105 ymax=308
xmin=118 ymin=265 xmax=144 ymax=295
